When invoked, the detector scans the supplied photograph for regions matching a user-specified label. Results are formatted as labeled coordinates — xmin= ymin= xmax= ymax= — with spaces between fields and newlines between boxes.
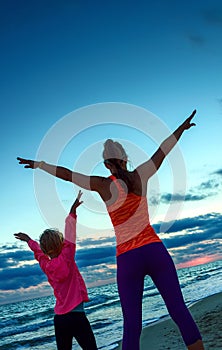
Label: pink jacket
xmin=28 ymin=213 xmax=89 ymax=314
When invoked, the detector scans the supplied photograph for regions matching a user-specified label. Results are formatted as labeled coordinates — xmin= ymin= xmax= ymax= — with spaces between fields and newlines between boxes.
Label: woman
xmin=17 ymin=110 xmax=204 ymax=350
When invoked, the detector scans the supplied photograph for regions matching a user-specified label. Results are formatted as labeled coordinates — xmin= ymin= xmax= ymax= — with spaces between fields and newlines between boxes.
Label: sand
xmin=114 ymin=292 xmax=222 ymax=349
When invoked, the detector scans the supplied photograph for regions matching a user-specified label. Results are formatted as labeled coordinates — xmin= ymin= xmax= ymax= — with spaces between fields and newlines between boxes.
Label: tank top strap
xmin=108 ymin=175 xmax=127 ymax=208
xmin=109 ymin=175 xmax=125 ymax=193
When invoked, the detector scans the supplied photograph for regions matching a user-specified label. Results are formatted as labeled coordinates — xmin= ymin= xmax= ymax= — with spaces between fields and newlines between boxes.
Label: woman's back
xmin=106 ymin=175 xmax=161 ymax=256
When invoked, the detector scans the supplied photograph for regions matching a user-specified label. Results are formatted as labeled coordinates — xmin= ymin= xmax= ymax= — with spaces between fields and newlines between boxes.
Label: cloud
xmin=170 ymin=240 xmax=222 ymax=266
xmin=213 ymin=168 xmax=222 ymax=176
xmin=159 ymin=212 xmax=222 ymax=236
xmin=0 ymin=244 xmax=18 ymax=251
xmin=198 ymin=179 xmax=220 ymax=190
xmin=76 ymin=246 xmax=116 ymax=268
xmin=0 ymin=264 xmax=47 ymax=290
xmin=77 ymin=236 xmax=115 ymax=247
xmin=0 ymin=249 xmax=34 ymax=268
xmin=151 ymin=170 xmax=222 ymax=205
xmin=158 ymin=212 xmax=222 ymax=264
xmin=160 ymin=192 xmax=207 ymax=203
xmin=80 ymin=262 xmax=117 ymax=288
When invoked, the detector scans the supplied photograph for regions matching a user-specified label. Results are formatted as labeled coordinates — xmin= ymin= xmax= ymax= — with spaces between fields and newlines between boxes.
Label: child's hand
xmin=14 ymin=232 xmax=31 ymax=242
xmin=76 ymin=190 xmax=83 ymax=203
xmin=70 ymin=190 xmax=83 ymax=214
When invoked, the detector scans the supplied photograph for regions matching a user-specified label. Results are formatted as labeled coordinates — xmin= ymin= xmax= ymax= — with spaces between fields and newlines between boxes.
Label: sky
xmin=0 ymin=0 xmax=222 ymax=304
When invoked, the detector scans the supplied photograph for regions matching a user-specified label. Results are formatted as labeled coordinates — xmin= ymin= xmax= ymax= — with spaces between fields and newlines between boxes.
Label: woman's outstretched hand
xmin=17 ymin=157 xmax=39 ymax=169
xmin=182 ymin=109 xmax=196 ymax=130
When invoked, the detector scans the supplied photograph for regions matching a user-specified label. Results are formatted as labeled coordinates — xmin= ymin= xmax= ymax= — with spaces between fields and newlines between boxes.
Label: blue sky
xmin=0 ymin=0 xmax=222 ymax=304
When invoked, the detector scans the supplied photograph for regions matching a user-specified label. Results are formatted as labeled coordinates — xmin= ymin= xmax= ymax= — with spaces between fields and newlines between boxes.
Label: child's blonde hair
xmin=40 ymin=229 xmax=64 ymax=258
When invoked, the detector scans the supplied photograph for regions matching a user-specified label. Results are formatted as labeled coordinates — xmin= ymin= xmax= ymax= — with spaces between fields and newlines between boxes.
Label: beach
xmin=114 ymin=292 xmax=222 ymax=350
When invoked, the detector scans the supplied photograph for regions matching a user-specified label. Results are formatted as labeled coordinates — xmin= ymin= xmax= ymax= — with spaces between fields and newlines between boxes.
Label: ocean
xmin=0 ymin=259 xmax=222 ymax=350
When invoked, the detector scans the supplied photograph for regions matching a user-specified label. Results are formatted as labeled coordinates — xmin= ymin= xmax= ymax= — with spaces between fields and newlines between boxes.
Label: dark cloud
xmin=0 ymin=264 xmax=46 ymax=290
xmin=163 ymin=231 xmax=211 ymax=249
xmin=157 ymin=171 xmax=222 ymax=205
xmin=170 ymin=240 xmax=222 ymax=265
xmin=159 ymin=212 xmax=222 ymax=236
xmin=158 ymin=212 xmax=222 ymax=266
xmin=0 ymin=250 xmax=34 ymax=268
xmin=159 ymin=212 xmax=222 ymax=264
xmin=76 ymin=246 xmax=116 ymax=268
xmin=0 ymin=244 xmax=18 ymax=251
xmin=160 ymin=192 xmax=207 ymax=203
xmin=149 ymin=195 xmax=159 ymax=206
xmin=77 ymin=236 xmax=115 ymax=247
xmin=213 ymin=168 xmax=222 ymax=176
xmin=198 ymin=179 xmax=220 ymax=190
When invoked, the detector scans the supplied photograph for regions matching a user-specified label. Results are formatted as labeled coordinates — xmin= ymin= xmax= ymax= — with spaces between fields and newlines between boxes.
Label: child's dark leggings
xmin=54 ymin=311 xmax=97 ymax=350
xmin=117 ymin=242 xmax=202 ymax=350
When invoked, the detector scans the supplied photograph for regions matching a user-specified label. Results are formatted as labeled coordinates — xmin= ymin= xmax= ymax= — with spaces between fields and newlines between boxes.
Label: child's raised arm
xmin=69 ymin=190 xmax=83 ymax=215
xmin=64 ymin=190 xmax=83 ymax=244
xmin=14 ymin=232 xmax=31 ymax=242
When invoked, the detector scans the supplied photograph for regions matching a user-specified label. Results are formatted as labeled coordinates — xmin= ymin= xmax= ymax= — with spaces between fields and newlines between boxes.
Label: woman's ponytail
xmin=103 ymin=139 xmax=134 ymax=192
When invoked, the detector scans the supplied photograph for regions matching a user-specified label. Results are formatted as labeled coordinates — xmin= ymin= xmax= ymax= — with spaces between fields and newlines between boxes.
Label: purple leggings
xmin=117 ymin=242 xmax=201 ymax=350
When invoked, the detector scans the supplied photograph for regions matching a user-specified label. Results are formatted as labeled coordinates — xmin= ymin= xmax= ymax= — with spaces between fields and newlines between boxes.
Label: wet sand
xmin=114 ymin=292 xmax=222 ymax=349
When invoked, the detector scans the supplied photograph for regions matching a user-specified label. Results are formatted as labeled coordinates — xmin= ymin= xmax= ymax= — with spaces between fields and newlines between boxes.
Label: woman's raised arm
xmin=17 ymin=157 xmax=105 ymax=192
xmin=135 ymin=110 xmax=196 ymax=182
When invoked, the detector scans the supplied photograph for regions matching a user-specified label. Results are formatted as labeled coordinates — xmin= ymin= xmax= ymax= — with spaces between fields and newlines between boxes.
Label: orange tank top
xmin=106 ymin=175 xmax=161 ymax=256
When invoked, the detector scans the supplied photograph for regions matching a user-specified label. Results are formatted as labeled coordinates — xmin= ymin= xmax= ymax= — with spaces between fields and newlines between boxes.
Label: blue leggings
xmin=117 ymin=242 xmax=201 ymax=350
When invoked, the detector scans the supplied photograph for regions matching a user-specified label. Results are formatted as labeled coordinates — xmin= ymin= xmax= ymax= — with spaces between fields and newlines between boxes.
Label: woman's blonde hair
xmin=102 ymin=139 xmax=128 ymax=162
xmin=40 ymin=229 xmax=63 ymax=257
xmin=103 ymin=139 xmax=135 ymax=192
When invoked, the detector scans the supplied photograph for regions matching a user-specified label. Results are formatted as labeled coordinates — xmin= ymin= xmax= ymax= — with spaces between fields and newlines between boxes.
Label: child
xmin=14 ymin=190 xmax=98 ymax=350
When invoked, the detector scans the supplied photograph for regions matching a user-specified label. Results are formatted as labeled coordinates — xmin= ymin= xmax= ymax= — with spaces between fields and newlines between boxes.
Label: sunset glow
xmin=176 ymin=255 xmax=222 ymax=270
